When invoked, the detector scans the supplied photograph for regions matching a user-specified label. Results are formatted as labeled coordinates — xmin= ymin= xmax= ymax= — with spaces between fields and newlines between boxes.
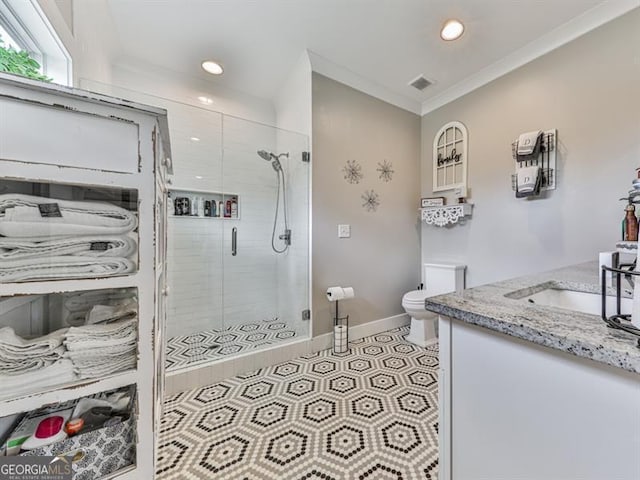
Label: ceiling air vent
xmin=409 ymin=75 xmax=432 ymax=91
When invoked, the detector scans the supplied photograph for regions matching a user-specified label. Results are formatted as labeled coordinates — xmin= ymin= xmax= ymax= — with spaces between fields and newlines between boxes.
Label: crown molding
xmin=421 ymin=1 xmax=640 ymax=116
xmin=307 ymin=50 xmax=422 ymax=115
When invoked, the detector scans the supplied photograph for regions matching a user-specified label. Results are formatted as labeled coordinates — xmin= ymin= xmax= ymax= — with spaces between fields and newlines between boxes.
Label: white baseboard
xmin=311 ymin=313 xmax=410 ymax=352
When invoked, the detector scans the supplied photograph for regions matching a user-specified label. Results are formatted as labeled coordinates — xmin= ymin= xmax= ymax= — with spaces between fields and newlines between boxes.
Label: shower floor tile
xmin=157 ymin=326 xmax=439 ymax=479
xmin=166 ymin=319 xmax=299 ymax=370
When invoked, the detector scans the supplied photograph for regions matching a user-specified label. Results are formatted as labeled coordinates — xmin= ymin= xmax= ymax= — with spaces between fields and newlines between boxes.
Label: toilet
xmin=402 ymin=263 xmax=466 ymax=347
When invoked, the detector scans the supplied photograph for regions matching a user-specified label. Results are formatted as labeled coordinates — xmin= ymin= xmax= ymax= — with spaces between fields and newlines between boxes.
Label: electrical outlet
xmin=338 ymin=224 xmax=351 ymax=238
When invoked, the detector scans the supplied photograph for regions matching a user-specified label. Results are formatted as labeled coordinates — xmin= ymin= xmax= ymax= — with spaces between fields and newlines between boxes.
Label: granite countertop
xmin=424 ymin=261 xmax=640 ymax=374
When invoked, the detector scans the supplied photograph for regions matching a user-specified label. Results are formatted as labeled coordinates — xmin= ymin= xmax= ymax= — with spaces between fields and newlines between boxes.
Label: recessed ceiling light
xmin=195 ymin=176 xmax=203 ymax=179
xmin=440 ymin=19 xmax=464 ymax=41
xmin=202 ymin=60 xmax=224 ymax=75
xmin=197 ymin=96 xmax=213 ymax=105
xmin=190 ymin=137 xmax=201 ymax=142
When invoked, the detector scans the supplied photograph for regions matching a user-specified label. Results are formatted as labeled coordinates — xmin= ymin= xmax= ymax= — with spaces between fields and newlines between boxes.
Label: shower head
xmin=257 ymin=150 xmax=273 ymax=161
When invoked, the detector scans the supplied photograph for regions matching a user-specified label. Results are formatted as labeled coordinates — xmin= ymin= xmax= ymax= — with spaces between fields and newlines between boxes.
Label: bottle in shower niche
xmin=225 ymin=198 xmax=232 ymax=218
xmin=204 ymin=200 xmax=211 ymax=217
xmin=210 ymin=199 xmax=216 ymax=217
xmin=198 ymin=196 xmax=205 ymax=217
xmin=231 ymin=197 xmax=238 ymax=218
xmin=218 ymin=200 xmax=224 ymax=218
xmin=624 ymin=204 xmax=638 ymax=241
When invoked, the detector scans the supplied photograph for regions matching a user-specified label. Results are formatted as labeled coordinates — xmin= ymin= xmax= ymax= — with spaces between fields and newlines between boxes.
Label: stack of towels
xmin=0 ymin=194 xmax=138 ymax=282
xmin=0 ymin=327 xmax=77 ymax=400
xmin=0 ymin=302 xmax=138 ymax=399
xmin=64 ymin=318 xmax=137 ymax=379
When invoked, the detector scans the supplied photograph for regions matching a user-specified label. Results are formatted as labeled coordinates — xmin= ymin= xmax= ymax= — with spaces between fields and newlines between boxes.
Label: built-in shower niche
xmin=169 ymin=188 xmax=240 ymax=219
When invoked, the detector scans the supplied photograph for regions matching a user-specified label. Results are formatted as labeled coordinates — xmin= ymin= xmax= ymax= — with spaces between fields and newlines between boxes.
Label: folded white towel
xmin=72 ymin=356 xmax=136 ymax=379
xmin=65 ymin=317 xmax=137 ymax=338
xmin=0 ymin=326 xmax=66 ymax=352
xmin=0 ymin=359 xmax=77 ymax=400
xmin=517 ymin=131 xmax=542 ymax=156
xmin=0 ymin=255 xmax=135 ymax=282
xmin=0 ymin=327 xmax=68 ymax=374
xmin=0 ymin=194 xmax=137 ymax=238
xmin=516 ymin=166 xmax=540 ymax=195
xmin=64 ymin=289 xmax=137 ymax=312
xmin=0 ymin=349 xmax=65 ymax=374
xmin=0 ymin=235 xmax=137 ymax=261
xmin=64 ymin=318 xmax=137 ymax=379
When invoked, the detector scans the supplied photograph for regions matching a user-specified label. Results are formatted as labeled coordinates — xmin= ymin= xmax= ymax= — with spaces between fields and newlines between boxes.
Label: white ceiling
xmin=106 ymin=0 xmax=635 ymax=114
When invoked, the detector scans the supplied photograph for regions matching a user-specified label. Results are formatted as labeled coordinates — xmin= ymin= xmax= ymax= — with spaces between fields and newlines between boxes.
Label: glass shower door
xmin=164 ymin=105 xmax=225 ymax=369
xmin=221 ymin=116 xmax=309 ymax=355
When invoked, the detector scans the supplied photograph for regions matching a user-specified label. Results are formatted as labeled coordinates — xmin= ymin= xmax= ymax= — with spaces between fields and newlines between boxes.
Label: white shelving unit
xmin=0 ymin=73 xmax=171 ymax=479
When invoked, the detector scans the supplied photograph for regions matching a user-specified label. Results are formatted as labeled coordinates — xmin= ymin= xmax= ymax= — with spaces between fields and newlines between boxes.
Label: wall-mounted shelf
xmin=421 ymin=204 xmax=473 ymax=227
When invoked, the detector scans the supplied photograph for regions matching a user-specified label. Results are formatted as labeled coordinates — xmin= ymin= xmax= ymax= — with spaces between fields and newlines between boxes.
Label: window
xmin=0 ymin=21 xmax=22 ymax=51
xmin=0 ymin=0 xmax=71 ymax=85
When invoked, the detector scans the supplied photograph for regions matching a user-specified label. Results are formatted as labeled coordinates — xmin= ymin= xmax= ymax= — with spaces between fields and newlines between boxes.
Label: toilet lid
xmin=403 ymin=290 xmax=429 ymax=303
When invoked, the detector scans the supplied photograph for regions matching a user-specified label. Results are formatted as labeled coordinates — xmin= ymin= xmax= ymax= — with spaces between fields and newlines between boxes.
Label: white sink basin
xmin=521 ymin=288 xmax=632 ymax=316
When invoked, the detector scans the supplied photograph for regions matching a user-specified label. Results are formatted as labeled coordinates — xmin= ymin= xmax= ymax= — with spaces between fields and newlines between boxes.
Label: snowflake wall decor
xmin=377 ymin=159 xmax=394 ymax=182
xmin=361 ymin=189 xmax=380 ymax=212
xmin=343 ymin=159 xmax=363 ymax=184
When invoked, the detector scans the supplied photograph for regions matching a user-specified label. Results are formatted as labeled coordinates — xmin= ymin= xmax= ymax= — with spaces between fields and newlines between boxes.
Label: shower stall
xmin=78 ymin=80 xmax=311 ymax=377
xmin=163 ymin=113 xmax=310 ymax=372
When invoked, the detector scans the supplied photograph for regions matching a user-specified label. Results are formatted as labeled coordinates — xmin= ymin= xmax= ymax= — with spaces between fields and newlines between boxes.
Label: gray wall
xmin=312 ymin=73 xmax=421 ymax=336
xmin=421 ymin=9 xmax=640 ymax=288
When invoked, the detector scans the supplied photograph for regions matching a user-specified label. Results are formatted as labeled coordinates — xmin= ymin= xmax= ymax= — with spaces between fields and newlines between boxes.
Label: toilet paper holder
xmin=327 ymin=286 xmax=354 ymax=355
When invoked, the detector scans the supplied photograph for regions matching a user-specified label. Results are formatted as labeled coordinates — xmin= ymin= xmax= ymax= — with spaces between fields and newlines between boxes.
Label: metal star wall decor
xmin=343 ymin=159 xmax=363 ymax=184
xmin=377 ymin=159 xmax=394 ymax=182
xmin=362 ymin=189 xmax=380 ymax=212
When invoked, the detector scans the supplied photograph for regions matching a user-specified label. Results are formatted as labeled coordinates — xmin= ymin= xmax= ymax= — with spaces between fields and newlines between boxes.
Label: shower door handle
xmin=231 ymin=227 xmax=237 ymax=256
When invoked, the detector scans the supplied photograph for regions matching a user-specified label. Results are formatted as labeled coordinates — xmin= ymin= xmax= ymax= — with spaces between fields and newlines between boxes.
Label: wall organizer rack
xmin=511 ymin=129 xmax=557 ymax=195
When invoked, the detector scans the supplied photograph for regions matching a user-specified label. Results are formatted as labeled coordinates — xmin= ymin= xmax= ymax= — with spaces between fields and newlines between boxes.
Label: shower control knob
xmin=163 ymin=157 xmax=172 ymax=169
xmin=162 ymin=286 xmax=170 ymax=296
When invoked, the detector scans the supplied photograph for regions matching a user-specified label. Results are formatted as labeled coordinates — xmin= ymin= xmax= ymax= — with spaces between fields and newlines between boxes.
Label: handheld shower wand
xmin=257 ymin=150 xmax=290 ymax=253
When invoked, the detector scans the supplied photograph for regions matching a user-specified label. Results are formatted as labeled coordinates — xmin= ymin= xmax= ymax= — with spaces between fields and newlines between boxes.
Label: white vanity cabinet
xmin=0 ymin=73 xmax=171 ymax=479
xmin=438 ymin=316 xmax=640 ymax=480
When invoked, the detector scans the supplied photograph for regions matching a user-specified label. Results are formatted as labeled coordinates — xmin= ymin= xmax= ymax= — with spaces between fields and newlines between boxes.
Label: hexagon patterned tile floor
xmin=166 ymin=318 xmax=299 ymax=370
xmin=157 ymin=326 xmax=439 ymax=479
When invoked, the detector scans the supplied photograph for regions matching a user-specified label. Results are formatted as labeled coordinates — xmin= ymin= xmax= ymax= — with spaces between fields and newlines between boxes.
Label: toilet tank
xmin=423 ymin=263 xmax=466 ymax=297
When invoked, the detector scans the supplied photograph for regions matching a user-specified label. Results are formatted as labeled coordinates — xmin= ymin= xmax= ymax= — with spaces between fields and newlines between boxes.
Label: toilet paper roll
xmin=342 ymin=287 xmax=355 ymax=299
xmin=333 ymin=325 xmax=348 ymax=353
xmin=326 ymin=286 xmax=355 ymax=302
xmin=327 ymin=287 xmax=344 ymax=302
